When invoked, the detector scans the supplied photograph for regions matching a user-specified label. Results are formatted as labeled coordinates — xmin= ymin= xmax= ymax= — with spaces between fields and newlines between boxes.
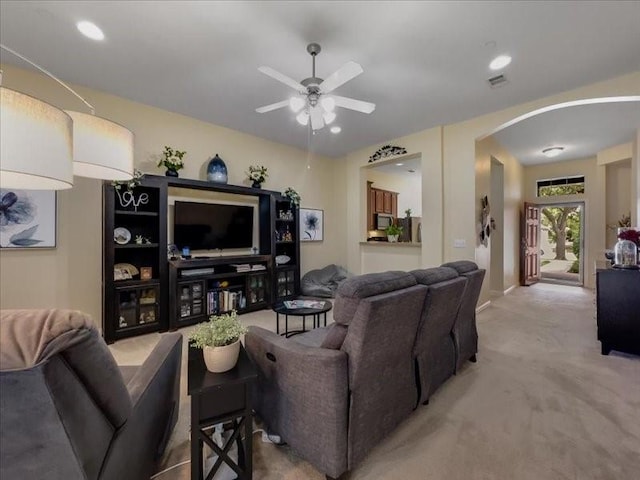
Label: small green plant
xmin=283 ymin=187 xmax=301 ymax=207
xmin=541 ymin=260 xmax=551 ymax=267
xmin=158 ymin=146 xmax=186 ymax=171
xmin=568 ymin=260 xmax=580 ymax=274
xmin=247 ymin=165 xmax=268 ymax=184
xmin=385 ymin=224 xmax=403 ymax=236
xmin=112 ymin=169 xmax=144 ymax=191
xmin=404 ymin=208 xmax=412 ymax=218
xmin=188 ymin=311 xmax=247 ymax=348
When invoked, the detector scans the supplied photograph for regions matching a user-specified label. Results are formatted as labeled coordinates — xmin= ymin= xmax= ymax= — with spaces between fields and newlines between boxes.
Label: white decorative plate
xmin=275 ymin=255 xmax=291 ymax=265
xmin=114 ymin=227 xmax=131 ymax=244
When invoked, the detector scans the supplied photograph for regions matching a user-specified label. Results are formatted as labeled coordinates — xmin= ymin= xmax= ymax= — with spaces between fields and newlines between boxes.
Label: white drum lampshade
xmin=66 ymin=111 xmax=134 ymax=181
xmin=0 ymin=86 xmax=74 ymax=190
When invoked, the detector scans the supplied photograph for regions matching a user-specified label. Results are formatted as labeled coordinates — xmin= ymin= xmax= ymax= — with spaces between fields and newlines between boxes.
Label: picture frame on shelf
xmin=0 ymin=189 xmax=57 ymax=249
xmin=299 ymin=208 xmax=324 ymax=242
xmin=140 ymin=267 xmax=153 ymax=280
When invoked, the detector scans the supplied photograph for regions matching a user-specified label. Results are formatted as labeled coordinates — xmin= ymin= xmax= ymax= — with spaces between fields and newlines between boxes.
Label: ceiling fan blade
xmin=332 ymin=95 xmax=376 ymax=114
xmin=255 ymin=100 xmax=289 ymax=113
xmin=310 ymin=106 xmax=324 ymax=130
xmin=258 ymin=66 xmax=306 ymax=93
xmin=319 ymin=61 xmax=364 ymax=94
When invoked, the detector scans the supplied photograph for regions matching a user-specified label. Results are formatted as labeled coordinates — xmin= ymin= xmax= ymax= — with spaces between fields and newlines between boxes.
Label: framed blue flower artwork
xmin=0 ymin=189 xmax=57 ymax=248
xmin=300 ymin=208 xmax=323 ymax=242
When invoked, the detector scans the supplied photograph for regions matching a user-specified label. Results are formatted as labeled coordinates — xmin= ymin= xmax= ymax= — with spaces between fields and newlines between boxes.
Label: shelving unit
xmin=273 ymin=196 xmax=300 ymax=301
xmin=169 ymin=255 xmax=271 ymax=328
xmin=103 ymin=176 xmax=168 ymax=343
xmin=103 ymin=175 xmax=300 ymax=343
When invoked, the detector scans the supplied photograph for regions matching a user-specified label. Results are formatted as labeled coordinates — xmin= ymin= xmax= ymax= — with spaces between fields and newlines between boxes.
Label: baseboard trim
xmin=503 ymin=285 xmax=517 ymax=296
xmin=476 ymin=301 xmax=491 ymax=314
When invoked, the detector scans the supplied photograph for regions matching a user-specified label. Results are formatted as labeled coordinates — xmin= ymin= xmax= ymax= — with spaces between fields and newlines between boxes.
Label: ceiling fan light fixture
xmin=289 ymin=96 xmax=305 ymax=113
xmin=323 ymin=111 xmax=336 ymax=125
xmin=542 ymin=146 xmax=564 ymax=158
xmin=321 ymin=96 xmax=335 ymax=112
xmin=296 ymin=111 xmax=309 ymax=126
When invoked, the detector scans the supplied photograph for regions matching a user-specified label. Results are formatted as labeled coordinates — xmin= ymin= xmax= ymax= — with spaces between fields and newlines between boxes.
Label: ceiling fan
xmin=255 ymin=43 xmax=375 ymax=131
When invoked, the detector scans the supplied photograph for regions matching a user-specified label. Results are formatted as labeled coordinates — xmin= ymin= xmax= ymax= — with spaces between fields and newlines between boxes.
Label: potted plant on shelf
xmin=158 ymin=146 xmax=186 ymax=177
xmin=188 ymin=311 xmax=248 ymax=373
xmin=246 ymin=165 xmax=268 ymax=188
xmin=283 ymin=187 xmax=301 ymax=207
xmin=385 ymin=224 xmax=403 ymax=243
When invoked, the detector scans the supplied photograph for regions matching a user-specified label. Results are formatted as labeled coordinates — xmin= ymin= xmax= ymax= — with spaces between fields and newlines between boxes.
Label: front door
xmin=521 ymin=202 xmax=541 ymax=286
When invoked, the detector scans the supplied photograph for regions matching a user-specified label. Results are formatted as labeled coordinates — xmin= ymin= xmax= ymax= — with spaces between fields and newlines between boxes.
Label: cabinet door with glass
xmin=247 ymin=273 xmax=268 ymax=307
xmin=115 ymin=284 xmax=160 ymax=331
xmin=275 ymin=268 xmax=296 ymax=300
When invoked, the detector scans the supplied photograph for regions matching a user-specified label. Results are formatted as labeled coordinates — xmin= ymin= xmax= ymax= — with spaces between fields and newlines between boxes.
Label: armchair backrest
xmin=334 ymin=272 xmax=428 ymax=468
xmin=410 ymin=267 xmax=467 ymax=402
xmin=441 ymin=261 xmax=486 ymax=370
xmin=0 ymin=309 xmax=131 ymax=480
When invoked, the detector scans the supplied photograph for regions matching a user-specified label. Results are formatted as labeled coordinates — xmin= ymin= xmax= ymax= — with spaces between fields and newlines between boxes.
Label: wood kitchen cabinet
xmin=366 ymin=181 xmax=399 ymax=231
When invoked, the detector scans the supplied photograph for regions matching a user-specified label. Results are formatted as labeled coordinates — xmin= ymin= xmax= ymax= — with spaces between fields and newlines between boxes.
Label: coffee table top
xmin=272 ymin=297 xmax=332 ymax=316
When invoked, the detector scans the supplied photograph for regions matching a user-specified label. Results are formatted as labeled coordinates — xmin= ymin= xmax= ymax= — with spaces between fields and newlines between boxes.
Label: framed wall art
xmin=300 ymin=208 xmax=324 ymax=242
xmin=0 ymin=189 xmax=57 ymax=248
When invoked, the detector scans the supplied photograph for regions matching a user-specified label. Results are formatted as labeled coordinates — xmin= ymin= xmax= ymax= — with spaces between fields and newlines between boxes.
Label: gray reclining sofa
xmin=246 ymin=262 xmax=485 ymax=479
xmin=0 ymin=309 xmax=182 ymax=480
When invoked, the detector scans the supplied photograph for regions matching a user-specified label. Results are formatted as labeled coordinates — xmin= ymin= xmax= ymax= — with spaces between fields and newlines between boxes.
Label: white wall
xmin=0 ymin=64 xmax=346 ymax=325
xmin=475 ymin=136 xmax=523 ymax=305
xmin=366 ymin=169 xmax=422 ymax=217
xmin=605 ymin=159 xmax=632 ymax=247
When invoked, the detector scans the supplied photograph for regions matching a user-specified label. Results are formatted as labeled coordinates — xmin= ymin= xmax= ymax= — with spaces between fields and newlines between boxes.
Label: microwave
xmin=376 ymin=213 xmax=394 ymax=230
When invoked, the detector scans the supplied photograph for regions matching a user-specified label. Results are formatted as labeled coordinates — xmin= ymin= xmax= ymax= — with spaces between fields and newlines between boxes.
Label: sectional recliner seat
xmin=246 ymin=262 xmax=485 ymax=479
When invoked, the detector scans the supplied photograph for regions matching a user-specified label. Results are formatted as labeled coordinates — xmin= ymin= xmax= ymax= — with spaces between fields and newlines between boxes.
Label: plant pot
xmin=387 ymin=234 xmax=399 ymax=243
xmin=251 ymin=180 xmax=262 ymax=189
xmin=202 ymin=340 xmax=241 ymax=373
xmin=165 ymin=169 xmax=178 ymax=177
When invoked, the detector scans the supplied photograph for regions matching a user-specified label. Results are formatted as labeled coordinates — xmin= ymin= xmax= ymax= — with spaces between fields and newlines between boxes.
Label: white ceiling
xmin=369 ymin=156 xmax=422 ymax=176
xmin=493 ymin=101 xmax=640 ymax=165
xmin=1 ymin=1 xmax=639 ymax=158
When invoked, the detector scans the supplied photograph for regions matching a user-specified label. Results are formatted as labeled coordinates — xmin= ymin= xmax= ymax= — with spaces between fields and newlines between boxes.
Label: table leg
xmin=324 ymin=312 xmax=327 ymax=327
xmin=245 ymin=394 xmax=253 ymax=478
xmin=276 ymin=312 xmax=280 ymax=335
xmin=303 ymin=315 xmax=306 ymax=333
xmin=191 ymin=396 xmax=202 ymax=480
xmin=285 ymin=314 xmax=288 ymax=337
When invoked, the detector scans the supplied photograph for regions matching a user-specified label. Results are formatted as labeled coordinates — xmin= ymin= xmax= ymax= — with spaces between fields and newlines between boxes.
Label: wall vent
xmin=488 ymin=74 xmax=508 ymax=88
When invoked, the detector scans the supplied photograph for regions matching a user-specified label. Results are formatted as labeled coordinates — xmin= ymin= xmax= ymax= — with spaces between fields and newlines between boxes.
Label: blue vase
xmin=207 ymin=154 xmax=228 ymax=184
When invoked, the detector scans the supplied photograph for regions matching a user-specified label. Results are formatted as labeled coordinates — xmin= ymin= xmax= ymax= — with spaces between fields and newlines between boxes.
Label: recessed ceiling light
xmin=77 ymin=21 xmax=105 ymax=41
xmin=542 ymin=147 xmax=564 ymax=158
xmin=396 ymin=163 xmax=404 ymax=166
xmin=489 ymin=54 xmax=511 ymax=71
xmin=330 ymin=126 xmax=341 ymax=134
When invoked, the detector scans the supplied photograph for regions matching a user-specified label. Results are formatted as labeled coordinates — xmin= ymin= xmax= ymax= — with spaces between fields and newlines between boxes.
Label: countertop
xmin=360 ymin=241 xmax=422 ymax=248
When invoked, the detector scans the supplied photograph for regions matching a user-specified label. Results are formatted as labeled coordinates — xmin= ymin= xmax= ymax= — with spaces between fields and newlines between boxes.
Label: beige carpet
xmin=109 ymin=284 xmax=640 ymax=479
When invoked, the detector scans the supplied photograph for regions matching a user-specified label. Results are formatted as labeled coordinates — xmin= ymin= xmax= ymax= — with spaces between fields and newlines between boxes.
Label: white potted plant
xmin=246 ymin=165 xmax=268 ymax=188
xmin=188 ymin=311 xmax=248 ymax=373
xmin=158 ymin=146 xmax=186 ymax=177
xmin=385 ymin=223 xmax=403 ymax=243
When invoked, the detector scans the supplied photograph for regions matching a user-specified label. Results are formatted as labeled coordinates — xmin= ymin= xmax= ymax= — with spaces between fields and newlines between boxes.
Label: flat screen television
xmin=173 ymin=201 xmax=254 ymax=250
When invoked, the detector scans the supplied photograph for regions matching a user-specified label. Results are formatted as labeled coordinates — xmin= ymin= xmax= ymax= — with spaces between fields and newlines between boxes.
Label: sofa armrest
xmin=245 ymin=326 xmax=349 ymax=478
xmin=126 ymin=332 xmax=182 ymax=406
xmin=100 ymin=332 xmax=182 ymax=480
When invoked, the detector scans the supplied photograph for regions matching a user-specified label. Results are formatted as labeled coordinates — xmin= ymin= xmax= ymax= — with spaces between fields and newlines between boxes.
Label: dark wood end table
xmin=187 ymin=344 xmax=257 ymax=480
xmin=272 ymin=297 xmax=332 ymax=337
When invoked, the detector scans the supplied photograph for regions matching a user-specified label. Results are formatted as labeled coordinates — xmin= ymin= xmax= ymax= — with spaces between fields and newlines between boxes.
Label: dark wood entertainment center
xmin=103 ymin=174 xmax=300 ymax=343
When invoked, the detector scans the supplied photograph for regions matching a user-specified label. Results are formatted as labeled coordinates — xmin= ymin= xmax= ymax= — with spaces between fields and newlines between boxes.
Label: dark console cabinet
xmin=596 ymin=269 xmax=640 ymax=356
xmin=103 ymin=175 xmax=300 ymax=343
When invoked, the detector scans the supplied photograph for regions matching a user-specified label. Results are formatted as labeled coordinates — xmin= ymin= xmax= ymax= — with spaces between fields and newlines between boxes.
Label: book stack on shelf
xmin=231 ymin=264 xmax=251 ymax=273
xmin=207 ymin=288 xmax=246 ymax=315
